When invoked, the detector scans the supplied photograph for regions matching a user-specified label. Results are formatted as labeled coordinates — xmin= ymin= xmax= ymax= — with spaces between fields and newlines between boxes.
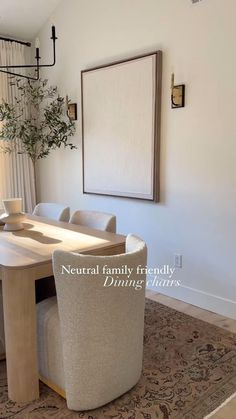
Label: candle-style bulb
xmin=35 ymin=37 xmax=40 ymax=48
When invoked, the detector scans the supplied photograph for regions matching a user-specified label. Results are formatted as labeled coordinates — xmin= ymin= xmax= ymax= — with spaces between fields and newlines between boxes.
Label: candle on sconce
xmin=35 ymin=38 xmax=40 ymax=48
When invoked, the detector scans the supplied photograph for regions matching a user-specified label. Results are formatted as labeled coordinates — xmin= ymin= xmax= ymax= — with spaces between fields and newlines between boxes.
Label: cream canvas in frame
xmin=81 ymin=51 xmax=162 ymax=201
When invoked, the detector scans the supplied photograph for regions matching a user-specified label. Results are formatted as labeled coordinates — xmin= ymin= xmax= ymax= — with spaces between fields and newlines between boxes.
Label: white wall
xmin=36 ymin=0 xmax=236 ymax=319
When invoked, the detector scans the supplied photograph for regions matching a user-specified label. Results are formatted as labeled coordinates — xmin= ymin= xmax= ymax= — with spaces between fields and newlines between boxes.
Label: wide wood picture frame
xmin=81 ymin=51 xmax=162 ymax=201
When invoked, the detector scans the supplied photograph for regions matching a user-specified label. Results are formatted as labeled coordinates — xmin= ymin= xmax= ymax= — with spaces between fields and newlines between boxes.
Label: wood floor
xmin=146 ymin=290 xmax=236 ymax=419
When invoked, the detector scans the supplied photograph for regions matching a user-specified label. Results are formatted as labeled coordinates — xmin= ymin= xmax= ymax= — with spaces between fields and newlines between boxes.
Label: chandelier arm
xmin=0 ymin=26 xmax=56 ymax=80
xmin=0 ymin=36 xmax=56 ymax=69
xmin=0 ymin=63 xmax=39 ymax=69
xmin=38 ymin=37 xmax=56 ymax=67
xmin=0 ymin=68 xmax=39 ymax=81
xmin=0 ymin=67 xmax=39 ymax=80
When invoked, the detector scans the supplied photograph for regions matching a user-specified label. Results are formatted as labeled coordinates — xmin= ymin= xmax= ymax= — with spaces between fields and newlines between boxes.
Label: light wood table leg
xmin=2 ymin=268 xmax=39 ymax=402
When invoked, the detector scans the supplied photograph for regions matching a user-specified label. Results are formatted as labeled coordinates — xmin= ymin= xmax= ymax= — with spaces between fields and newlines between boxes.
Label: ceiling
xmin=0 ymin=0 xmax=62 ymax=41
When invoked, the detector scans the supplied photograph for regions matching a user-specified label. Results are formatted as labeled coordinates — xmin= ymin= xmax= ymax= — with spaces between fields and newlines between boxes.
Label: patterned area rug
xmin=0 ymin=299 xmax=236 ymax=419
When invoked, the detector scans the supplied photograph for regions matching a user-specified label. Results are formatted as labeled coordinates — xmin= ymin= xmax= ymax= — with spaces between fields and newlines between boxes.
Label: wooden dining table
xmin=0 ymin=214 xmax=125 ymax=403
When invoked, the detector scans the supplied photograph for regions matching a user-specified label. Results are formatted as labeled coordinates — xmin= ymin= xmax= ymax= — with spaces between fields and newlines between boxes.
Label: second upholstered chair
xmin=69 ymin=210 xmax=116 ymax=233
xmin=37 ymin=234 xmax=147 ymax=411
xmin=33 ymin=203 xmax=70 ymax=222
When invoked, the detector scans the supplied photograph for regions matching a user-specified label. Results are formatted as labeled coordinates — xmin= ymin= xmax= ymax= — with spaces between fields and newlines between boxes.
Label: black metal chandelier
xmin=0 ymin=26 xmax=57 ymax=81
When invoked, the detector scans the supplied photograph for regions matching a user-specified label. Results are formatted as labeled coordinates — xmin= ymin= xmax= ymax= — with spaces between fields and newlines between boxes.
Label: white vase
xmin=3 ymin=198 xmax=22 ymax=214
xmin=0 ymin=198 xmax=26 ymax=231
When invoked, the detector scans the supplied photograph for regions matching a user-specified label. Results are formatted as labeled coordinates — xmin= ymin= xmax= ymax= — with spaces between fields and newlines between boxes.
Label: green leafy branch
xmin=0 ymin=78 xmax=76 ymax=166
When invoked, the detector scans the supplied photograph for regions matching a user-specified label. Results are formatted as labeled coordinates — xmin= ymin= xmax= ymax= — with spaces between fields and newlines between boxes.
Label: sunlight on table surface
xmin=0 ymin=217 xmax=110 ymax=268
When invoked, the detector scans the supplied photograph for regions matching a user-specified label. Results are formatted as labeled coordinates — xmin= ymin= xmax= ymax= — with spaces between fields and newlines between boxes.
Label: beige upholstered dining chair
xmin=37 ymin=234 xmax=147 ymax=411
xmin=33 ymin=203 xmax=70 ymax=222
xmin=69 ymin=210 xmax=116 ymax=233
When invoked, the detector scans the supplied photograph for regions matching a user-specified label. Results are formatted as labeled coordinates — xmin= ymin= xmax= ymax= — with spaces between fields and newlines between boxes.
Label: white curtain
xmin=0 ymin=41 xmax=36 ymax=212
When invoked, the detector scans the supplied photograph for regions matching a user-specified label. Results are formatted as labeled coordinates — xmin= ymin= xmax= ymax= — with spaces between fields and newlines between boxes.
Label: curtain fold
xmin=0 ymin=40 xmax=36 ymax=212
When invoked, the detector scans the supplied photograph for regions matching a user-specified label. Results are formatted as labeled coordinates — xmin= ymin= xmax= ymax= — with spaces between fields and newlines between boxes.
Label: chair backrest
xmin=69 ymin=210 xmax=116 ymax=233
xmin=33 ymin=203 xmax=70 ymax=222
xmin=53 ymin=234 xmax=147 ymax=411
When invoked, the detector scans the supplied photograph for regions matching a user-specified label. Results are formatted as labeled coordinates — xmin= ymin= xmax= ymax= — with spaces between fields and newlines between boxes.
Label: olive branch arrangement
xmin=0 ymin=78 xmax=76 ymax=174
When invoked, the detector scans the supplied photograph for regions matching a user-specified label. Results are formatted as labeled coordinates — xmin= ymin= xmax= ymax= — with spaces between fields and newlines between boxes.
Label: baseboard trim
xmin=147 ymin=284 xmax=236 ymax=320
xmin=204 ymin=390 xmax=236 ymax=418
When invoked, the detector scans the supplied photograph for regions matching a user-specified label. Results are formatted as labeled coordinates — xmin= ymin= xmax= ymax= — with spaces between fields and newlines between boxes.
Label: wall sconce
xmin=66 ymin=96 xmax=78 ymax=120
xmin=171 ymin=73 xmax=185 ymax=109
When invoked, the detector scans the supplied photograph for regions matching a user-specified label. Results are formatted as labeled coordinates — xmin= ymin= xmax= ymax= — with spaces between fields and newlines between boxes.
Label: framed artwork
xmin=81 ymin=51 xmax=162 ymax=201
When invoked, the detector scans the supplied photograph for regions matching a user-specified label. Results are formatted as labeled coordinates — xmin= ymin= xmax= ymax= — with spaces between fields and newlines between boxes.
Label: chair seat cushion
xmin=37 ymin=296 xmax=65 ymax=390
